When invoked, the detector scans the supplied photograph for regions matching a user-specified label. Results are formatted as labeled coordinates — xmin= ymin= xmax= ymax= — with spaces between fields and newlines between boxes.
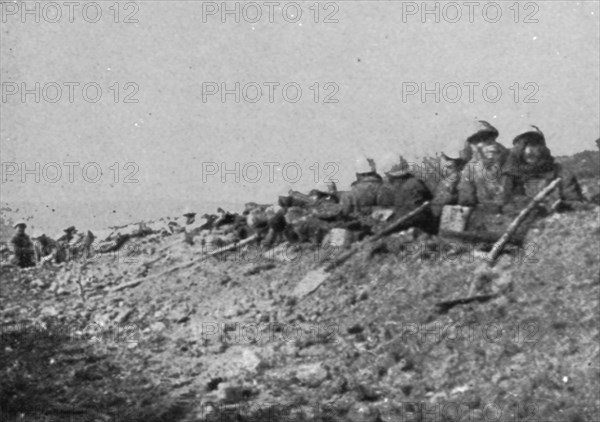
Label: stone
xmin=114 ymin=307 xmax=133 ymax=324
xmin=294 ymin=362 xmax=328 ymax=387
xmin=169 ymin=303 xmax=192 ymax=323
xmin=293 ymin=268 xmax=329 ymax=298
xmin=491 ymin=270 xmax=513 ymax=294
xmin=322 ymin=228 xmax=354 ymax=249
xmin=439 ymin=205 xmax=473 ymax=232
xmin=346 ymin=403 xmax=380 ymax=422
xmin=263 ymin=242 xmax=298 ymax=263
xmin=149 ymin=321 xmax=166 ymax=332
xmin=215 ymin=383 xmax=256 ymax=404
xmin=390 ymin=227 xmax=420 ymax=244
xmin=371 ymin=208 xmax=395 ymax=222
xmin=240 ymin=349 xmax=263 ymax=372
xmin=31 ymin=279 xmax=45 ymax=288
xmin=223 ymin=306 xmax=242 ymax=318
xmin=40 ymin=306 xmax=59 ymax=317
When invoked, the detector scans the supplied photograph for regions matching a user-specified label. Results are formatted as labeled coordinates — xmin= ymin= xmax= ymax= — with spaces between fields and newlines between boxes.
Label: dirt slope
xmin=1 ymin=206 xmax=599 ymax=422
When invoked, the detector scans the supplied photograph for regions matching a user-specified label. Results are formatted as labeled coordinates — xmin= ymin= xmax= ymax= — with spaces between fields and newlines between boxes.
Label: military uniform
xmin=432 ymin=120 xmax=501 ymax=217
xmin=502 ymin=158 xmax=583 ymax=210
xmin=11 ymin=232 xmax=35 ymax=268
xmin=33 ymin=234 xmax=61 ymax=264
xmin=455 ymin=140 xmax=509 ymax=208
xmin=502 ymin=130 xmax=583 ymax=211
xmin=456 ymin=163 xmax=505 ymax=207
xmin=377 ymin=173 xmax=435 ymax=232
xmin=341 ymin=173 xmax=383 ymax=216
xmin=377 ymin=173 xmax=432 ymax=210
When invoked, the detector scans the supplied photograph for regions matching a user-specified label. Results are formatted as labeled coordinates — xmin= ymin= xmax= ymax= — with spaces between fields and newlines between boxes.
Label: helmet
xmin=354 ymin=157 xmax=374 ymax=174
xmin=64 ymin=226 xmax=77 ymax=233
xmin=512 ymin=125 xmax=545 ymax=148
xmin=380 ymin=152 xmax=411 ymax=176
xmin=182 ymin=207 xmax=196 ymax=217
xmin=378 ymin=152 xmax=398 ymax=175
xmin=14 ymin=220 xmax=27 ymax=228
xmin=466 ymin=120 xmax=499 ymax=145
xmin=277 ymin=185 xmax=293 ymax=197
xmin=314 ymin=180 xmax=337 ymax=194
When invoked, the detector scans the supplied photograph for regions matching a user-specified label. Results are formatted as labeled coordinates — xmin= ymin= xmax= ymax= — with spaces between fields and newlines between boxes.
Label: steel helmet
xmin=512 ymin=125 xmax=546 ymax=147
xmin=466 ymin=120 xmax=499 ymax=145
xmin=379 ymin=152 xmax=399 ymax=175
xmin=354 ymin=157 xmax=374 ymax=174
xmin=314 ymin=180 xmax=337 ymax=194
xmin=182 ymin=206 xmax=196 ymax=217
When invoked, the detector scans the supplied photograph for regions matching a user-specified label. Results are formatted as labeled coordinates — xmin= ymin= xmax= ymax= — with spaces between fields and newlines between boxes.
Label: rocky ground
xmin=1 ymin=200 xmax=599 ymax=421
xmin=2 ymin=148 xmax=600 ymax=422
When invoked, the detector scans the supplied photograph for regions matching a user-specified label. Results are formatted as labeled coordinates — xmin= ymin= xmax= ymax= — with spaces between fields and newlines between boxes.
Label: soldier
xmin=182 ymin=207 xmax=196 ymax=225
xmin=377 ymin=154 xmax=432 ymax=208
xmin=57 ymin=226 xmax=77 ymax=243
xmin=341 ymin=157 xmax=383 ymax=217
xmin=10 ymin=221 xmax=35 ymax=268
xmin=182 ymin=207 xmax=216 ymax=245
xmin=502 ymin=127 xmax=584 ymax=211
xmin=246 ymin=203 xmax=287 ymax=247
xmin=456 ymin=133 xmax=509 ymax=208
xmin=432 ymin=120 xmax=503 ymax=213
xmin=308 ymin=181 xmax=339 ymax=203
xmin=376 ymin=153 xmax=435 ymax=232
xmin=50 ymin=225 xmax=77 ymax=263
xmin=33 ymin=233 xmax=61 ymax=265
xmin=284 ymin=179 xmax=349 ymax=245
xmin=72 ymin=230 xmax=96 ymax=261
xmin=214 ymin=207 xmax=236 ymax=228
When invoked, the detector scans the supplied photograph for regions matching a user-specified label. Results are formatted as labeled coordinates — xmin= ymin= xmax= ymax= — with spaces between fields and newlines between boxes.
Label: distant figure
xmin=214 ymin=207 xmax=236 ymax=228
xmin=57 ymin=226 xmax=77 ymax=243
xmin=182 ymin=207 xmax=196 ymax=225
xmin=54 ymin=226 xmax=78 ymax=263
xmin=73 ymin=230 xmax=96 ymax=260
xmin=341 ymin=157 xmax=384 ymax=216
xmin=182 ymin=208 xmax=216 ymax=245
xmin=33 ymin=233 xmax=61 ymax=265
xmin=10 ymin=221 xmax=35 ymax=268
xmin=502 ymin=126 xmax=584 ymax=211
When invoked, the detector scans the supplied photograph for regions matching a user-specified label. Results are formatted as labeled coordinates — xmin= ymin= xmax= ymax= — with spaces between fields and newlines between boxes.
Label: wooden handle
xmin=488 ymin=178 xmax=561 ymax=263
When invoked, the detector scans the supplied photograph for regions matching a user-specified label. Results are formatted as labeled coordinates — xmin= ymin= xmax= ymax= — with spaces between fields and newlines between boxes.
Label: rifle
xmin=488 ymin=178 xmax=562 ymax=263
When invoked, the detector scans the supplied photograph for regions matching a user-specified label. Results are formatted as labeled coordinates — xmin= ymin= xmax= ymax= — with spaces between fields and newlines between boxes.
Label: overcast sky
xmin=1 ymin=1 xmax=599 ymax=233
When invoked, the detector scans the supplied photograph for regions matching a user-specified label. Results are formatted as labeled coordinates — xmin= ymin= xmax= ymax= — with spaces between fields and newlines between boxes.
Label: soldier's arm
xmin=411 ymin=178 xmax=434 ymax=204
xmin=456 ymin=167 xmax=477 ymax=206
xmin=559 ymin=169 xmax=585 ymax=202
xmin=376 ymin=185 xmax=394 ymax=207
xmin=339 ymin=191 xmax=355 ymax=217
xmin=432 ymin=172 xmax=459 ymax=207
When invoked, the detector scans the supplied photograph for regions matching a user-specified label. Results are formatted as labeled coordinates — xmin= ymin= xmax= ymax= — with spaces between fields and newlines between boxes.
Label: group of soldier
xmin=184 ymin=121 xmax=593 ymax=252
xmin=7 ymin=121 xmax=597 ymax=268
xmin=6 ymin=223 xmax=91 ymax=269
